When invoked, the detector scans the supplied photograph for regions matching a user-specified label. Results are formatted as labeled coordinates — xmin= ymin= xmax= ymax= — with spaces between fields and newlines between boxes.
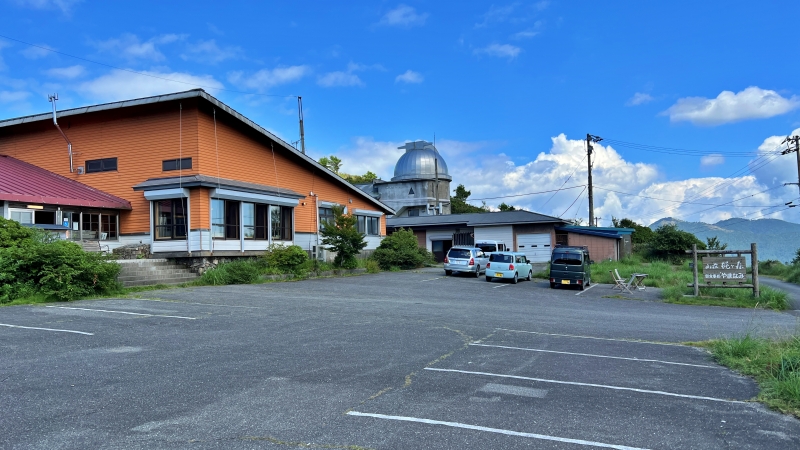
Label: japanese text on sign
xmin=702 ymin=257 xmax=747 ymax=284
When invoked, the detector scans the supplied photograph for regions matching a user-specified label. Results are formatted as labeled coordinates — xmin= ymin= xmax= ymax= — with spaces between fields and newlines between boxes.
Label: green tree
xmin=451 ymin=184 xmax=489 ymax=214
xmin=318 ymin=155 xmax=343 ymax=174
xmin=705 ymin=236 xmax=728 ymax=251
xmin=650 ymin=224 xmax=706 ymax=261
xmin=497 ymin=202 xmax=516 ymax=211
xmin=372 ymin=228 xmax=433 ymax=270
xmin=791 ymin=248 xmax=800 ymax=266
xmin=342 ymin=171 xmax=379 ymax=184
xmin=611 ymin=217 xmax=655 ymax=244
xmin=319 ymin=205 xmax=367 ymax=269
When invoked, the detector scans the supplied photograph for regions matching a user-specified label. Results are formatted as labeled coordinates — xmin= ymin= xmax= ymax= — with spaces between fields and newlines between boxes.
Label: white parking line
xmin=421 ymin=277 xmax=445 ymax=282
xmin=492 ymin=284 xmax=510 ymax=289
xmin=470 ymin=343 xmax=719 ymax=369
xmin=347 ymin=411 xmax=650 ymax=450
xmin=45 ymin=306 xmax=196 ymax=320
xmin=575 ymin=284 xmax=598 ymax=295
xmin=424 ymin=367 xmax=745 ymax=404
xmin=0 ymin=323 xmax=93 ymax=335
xmin=495 ymin=328 xmax=683 ymax=346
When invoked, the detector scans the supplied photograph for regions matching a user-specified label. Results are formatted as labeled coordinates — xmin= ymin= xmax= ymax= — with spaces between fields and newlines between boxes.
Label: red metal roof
xmin=0 ymin=155 xmax=132 ymax=210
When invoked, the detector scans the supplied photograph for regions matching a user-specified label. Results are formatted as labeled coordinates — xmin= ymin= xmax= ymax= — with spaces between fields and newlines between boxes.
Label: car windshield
xmin=476 ymin=244 xmax=495 ymax=253
xmin=552 ymin=252 xmax=582 ymax=265
xmin=489 ymin=254 xmax=512 ymax=263
xmin=448 ymin=249 xmax=472 ymax=259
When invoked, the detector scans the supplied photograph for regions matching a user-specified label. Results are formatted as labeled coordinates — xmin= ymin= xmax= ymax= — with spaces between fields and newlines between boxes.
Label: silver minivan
xmin=444 ymin=246 xmax=489 ymax=277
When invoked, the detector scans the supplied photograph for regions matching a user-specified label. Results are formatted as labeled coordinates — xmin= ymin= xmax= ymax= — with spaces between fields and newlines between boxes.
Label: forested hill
xmin=649 ymin=217 xmax=800 ymax=263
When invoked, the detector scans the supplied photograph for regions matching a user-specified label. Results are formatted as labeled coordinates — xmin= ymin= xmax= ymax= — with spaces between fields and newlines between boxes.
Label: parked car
xmin=485 ymin=251 xmax=533 ymax=284
xmin=549 ymin=245 xmax=592 ymax=290
xmin=475 ymin=240 xmax=507 ymax=254
xmin=444 ymin=246 xmax=489 ymax=277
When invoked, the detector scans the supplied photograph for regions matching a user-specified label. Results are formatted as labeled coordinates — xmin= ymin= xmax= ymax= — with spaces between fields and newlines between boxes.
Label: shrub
xmin=0 ymin=218 xmax=121 ymax=303
xmin=649 ymin=224 xmax=706 ymax=263
xmin=200 ymin=259 xmax=261 ymax=285
xmin=262 ymin=244 xmax=308 ymax=273
xmin=372 ymin=228 xmax=428 ymax=270
xmin=365 ymin=259 xmax=380 ymax=273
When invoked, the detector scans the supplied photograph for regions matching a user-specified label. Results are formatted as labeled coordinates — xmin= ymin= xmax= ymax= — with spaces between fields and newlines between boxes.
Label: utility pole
xmin=782 ymin=135 xmax=800 ymax=195
xmin=586 ymin=134 xmax=603 ymax=227
xmin=298 ymin=96 xmax=306 ymax=154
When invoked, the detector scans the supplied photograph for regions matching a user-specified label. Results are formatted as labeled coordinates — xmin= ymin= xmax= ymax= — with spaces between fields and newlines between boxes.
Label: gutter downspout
xmin=48 ymin=94 xmax=73 ymax=173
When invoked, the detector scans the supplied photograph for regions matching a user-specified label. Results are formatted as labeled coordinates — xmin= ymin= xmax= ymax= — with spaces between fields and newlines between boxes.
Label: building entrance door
xmin=431 ymin=239 xmax=453 ymax=263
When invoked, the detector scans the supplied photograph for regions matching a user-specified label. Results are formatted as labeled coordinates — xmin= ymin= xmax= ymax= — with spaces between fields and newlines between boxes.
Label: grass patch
xmin=664 ymin=286 xmax=788 ymax=310
xmin=760 ymin=260 xmax=800 ymax=285
xmin=700 ymin=333 xmax=800 ymax=417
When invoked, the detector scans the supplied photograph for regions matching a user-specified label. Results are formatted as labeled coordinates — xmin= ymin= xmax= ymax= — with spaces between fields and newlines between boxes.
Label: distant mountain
xmin=649 ymin=217 xmax=800 ymax=263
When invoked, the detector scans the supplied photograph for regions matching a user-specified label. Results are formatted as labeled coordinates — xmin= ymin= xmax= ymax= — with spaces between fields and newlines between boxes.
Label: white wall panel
xmin=474 ymin=226 xmax=513 ymax=248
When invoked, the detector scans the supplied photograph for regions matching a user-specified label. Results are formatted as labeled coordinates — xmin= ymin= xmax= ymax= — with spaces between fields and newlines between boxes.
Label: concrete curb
xmin=261 ymin=268 xmax=368 ymax=281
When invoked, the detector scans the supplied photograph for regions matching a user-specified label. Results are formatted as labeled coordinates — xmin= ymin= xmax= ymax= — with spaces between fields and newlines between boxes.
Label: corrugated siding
xmin=567 ymin=233 xmax=618 ymax=261
xmin=474 ymin=226 xmax=513 ymax=248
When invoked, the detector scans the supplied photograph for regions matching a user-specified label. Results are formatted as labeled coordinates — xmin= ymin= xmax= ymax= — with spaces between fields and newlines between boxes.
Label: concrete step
xmin=117 ymin=273 xmax=199 ymax=283
xmin=115 ymin=259 xmax=175 ymax=267
xmin=118 ymin=268 xmax=194 ymax=277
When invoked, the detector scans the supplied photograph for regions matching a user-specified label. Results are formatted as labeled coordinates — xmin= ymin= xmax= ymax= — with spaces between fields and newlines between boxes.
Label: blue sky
xmin=2 ymin=0 xmax=800 ymax=225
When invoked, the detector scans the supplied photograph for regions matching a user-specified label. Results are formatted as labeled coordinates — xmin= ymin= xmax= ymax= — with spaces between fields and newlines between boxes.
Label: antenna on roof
xmin=48 ymin=94 xmax=74 ymax=173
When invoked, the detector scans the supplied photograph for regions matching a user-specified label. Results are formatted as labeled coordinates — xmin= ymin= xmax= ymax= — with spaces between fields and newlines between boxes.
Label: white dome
xmin=392 ymin=141 xmax=451 ymax=181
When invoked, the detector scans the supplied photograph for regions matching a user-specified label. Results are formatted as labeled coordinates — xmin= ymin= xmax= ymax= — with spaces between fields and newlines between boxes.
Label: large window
xmin=10 ymin=210 xmax=33 ymax=224
xmin=356 ymin=215 xmax=380 ymax=236
xmin=162 ymin=157 xmax=192 ymax=171
xmin=271 ymin=205 xmax=292 ymax=240
xmin=154 ymin=199 xmax=187 ymax=240
xmin=243 ymin=202 xmax=255 ymax=239
xmin=211 ymin=199 xmax=240 ymax=239
xmin=85 ymin=157 xmax=117 ymax=173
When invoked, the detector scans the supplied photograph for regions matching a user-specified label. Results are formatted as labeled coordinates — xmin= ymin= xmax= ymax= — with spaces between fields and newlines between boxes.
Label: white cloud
xmin=78 ymin=69 xmax=223 ymax=103
xmin=181 ymin=39 xmax=242 ymax=64
xmin=626 ymin=92 xmax=653 ymax=106
xmin=93 ymin=33 xmax=186 ymax=62
xmin=317 ymin=71 xmax=363 ymax=88
xmin=379 ymin=4 xmax=428 ymax=27
xmin=0 ymin=41 xmax=8 ymax=71
xmin=0 ymin=90 xmax=30 ymax=103
xmin=20 ymin=44 xmax=55 ymax=59
xmin=664 ymin=86 xmax=800 ymax=126
xmin=474 ymin=44 xmax=522 ymax=59
xmin=700 ymin=154 xmax=725 ymax=168
xmin=749 ymin=127 xmax=800 ymax=190
xmin=228 ymin=65 xmax=310 ymax=93
xmin=395 ymin=70 xmax=423 ymax=84
xmin=45 ymin=65 xmax=86 ymax=79
xmin=475 ymin=4 xmax=518 ymax=28
xmin=13 ymin=0 xmax=81 ymax=14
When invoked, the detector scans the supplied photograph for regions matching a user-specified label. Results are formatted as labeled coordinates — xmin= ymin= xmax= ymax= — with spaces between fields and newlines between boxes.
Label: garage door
xmin=516 ymin=233 xmax=552 ymax=263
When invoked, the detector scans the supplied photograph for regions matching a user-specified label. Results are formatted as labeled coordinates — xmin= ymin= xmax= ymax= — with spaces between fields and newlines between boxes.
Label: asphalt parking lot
xmin=2 ymin=269 xmax=800 ymax=449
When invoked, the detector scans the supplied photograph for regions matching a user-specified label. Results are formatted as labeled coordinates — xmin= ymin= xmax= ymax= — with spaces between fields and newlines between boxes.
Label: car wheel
xmin=550 ymin=282 xmax=556 ymax=289
xmin=475 ymin=265 xmax=481 ymax=278
xmin=579 ymin=281 xmax=585 ymax=291
xmin=526 ymin=270 xmax=532 ymax=281
xmin=445 ymin=270 xmax=452 ymax=276
xmin=485 ymin=276 xmax=492 ymax=282
xmin=512 ymin=273 xmax=518 ymax=284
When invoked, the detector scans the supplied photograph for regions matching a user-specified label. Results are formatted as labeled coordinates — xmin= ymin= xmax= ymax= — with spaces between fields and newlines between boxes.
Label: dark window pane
xmin=85 ymin=158 xmax=117 ymax=173
xmin=86 ymin=160 xmax=102 ymax=173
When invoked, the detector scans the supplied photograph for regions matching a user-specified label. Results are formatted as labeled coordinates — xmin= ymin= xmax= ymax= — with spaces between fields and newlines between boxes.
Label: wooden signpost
xmin=686 ymin=243 xmax=759 ymax=298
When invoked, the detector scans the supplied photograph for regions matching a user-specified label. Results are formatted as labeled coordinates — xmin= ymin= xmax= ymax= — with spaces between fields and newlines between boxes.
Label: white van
xmin=475 ymin=241 xmax=507 ymax=253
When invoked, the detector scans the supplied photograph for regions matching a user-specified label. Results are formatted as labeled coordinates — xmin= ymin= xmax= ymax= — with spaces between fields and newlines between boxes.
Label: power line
xmin=0 ymin=34 xmax=298 ymax=98
xmin=559 ymin=186 xmax=586 ymax=218
xmin=603 ymin=138 xmax=759 ymax=157
xmin=593 ymin=185 xmax=786 ymax=208
xmin=468 ymin=184 xmax=585 ymax=201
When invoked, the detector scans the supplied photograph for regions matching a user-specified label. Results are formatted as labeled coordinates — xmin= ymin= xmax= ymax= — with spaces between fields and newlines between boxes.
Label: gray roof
xmin=392 ymin=140 xmax=451 ymax=182
xmin=387 ymin=210 xmax=566 ymax=228
xmin=0 ymin=89 xmax=394 ymax=214
xmin=133 ymin=174 xmax=304 ymax=199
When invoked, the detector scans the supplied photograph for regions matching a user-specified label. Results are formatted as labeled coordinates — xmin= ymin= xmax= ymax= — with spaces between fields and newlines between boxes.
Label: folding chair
xmin=610 ymin=269 xmax=634 ymax=294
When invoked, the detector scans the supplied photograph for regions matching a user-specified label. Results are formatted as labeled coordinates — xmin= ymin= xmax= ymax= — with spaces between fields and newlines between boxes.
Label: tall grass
xmin=707 ymin=333 xmax=800 ymax=417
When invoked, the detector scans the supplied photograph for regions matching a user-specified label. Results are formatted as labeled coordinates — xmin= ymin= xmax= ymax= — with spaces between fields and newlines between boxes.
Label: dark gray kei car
xmin=549 ymin=246 xmax=592 ymax=290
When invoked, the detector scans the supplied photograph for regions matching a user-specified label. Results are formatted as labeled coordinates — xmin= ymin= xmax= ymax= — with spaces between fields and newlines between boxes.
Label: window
xmin=356 ymin=215 xmax=380 ymax=236
xmin=211 ymin=199 xmax=240 ymax=239
xmin=271 ymin=205 xmax=293 ymax=240
xmin=319 ymin=207 xmax=335 ymax=229
xmin=10 ymin=210 xmax=33 ymax=224
xmin=255 ymin=204 xmax=268 ymax=240
xmin=408 ymin=208 xmax=419 ymax=217
xmin=552 ymin=252 xmax=582 ymax=265
xmin=85 ymin=157 xmax=117 ymax=173
xmin=162 ymin=157 xmax=192 ymax=171
xmin=243 ymin=202 xmax=255 ymax=239
xmin=154 ymin=199 xmax=187 ymax=240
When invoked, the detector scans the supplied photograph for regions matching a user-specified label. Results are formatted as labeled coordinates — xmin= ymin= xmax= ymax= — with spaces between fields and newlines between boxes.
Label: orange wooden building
xmin=0 ymin=89 xmax=393 ymax=257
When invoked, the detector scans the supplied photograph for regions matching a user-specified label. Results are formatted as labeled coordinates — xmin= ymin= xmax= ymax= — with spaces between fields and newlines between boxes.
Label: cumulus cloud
xmin=379 ymin=4 xmax=428 ymax=27
xmin=749 ymin=127 xmax=800 ymax=190
xmin=395 ymin=70 xmax=423 ymax=84
xmin=181 ymin=39 xmax=242 ymax=64
xmin=13 ymin=0 xmax=81 ymax=15
xmin=473 ymin=43 xmax=521 ymax=59
xmin=45 ymin=65 xmax=86 ymax=79
xmin=0 ymin=90 xmax=30 ymax=103
xmin=20 ymin=43 xmax=56 ymax=59
xmin=664 ymin=86 xmax=800 ymax=126
xmin=626 ymin=92 xmax=653 ymax=106
xmin=228 ymin=65 xmax=310 ymax=93
xmin=78 ymin=69 xmax=223 ymax=103
xmin=700 ymin=154 xmax=725 ymax=168
xmin=93 ymin=33 xmax=186 ymax=62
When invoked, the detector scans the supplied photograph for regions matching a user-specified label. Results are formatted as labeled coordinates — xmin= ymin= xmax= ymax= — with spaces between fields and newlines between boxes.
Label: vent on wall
xmin=76 ymin=166 xmax=85 ymax=175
